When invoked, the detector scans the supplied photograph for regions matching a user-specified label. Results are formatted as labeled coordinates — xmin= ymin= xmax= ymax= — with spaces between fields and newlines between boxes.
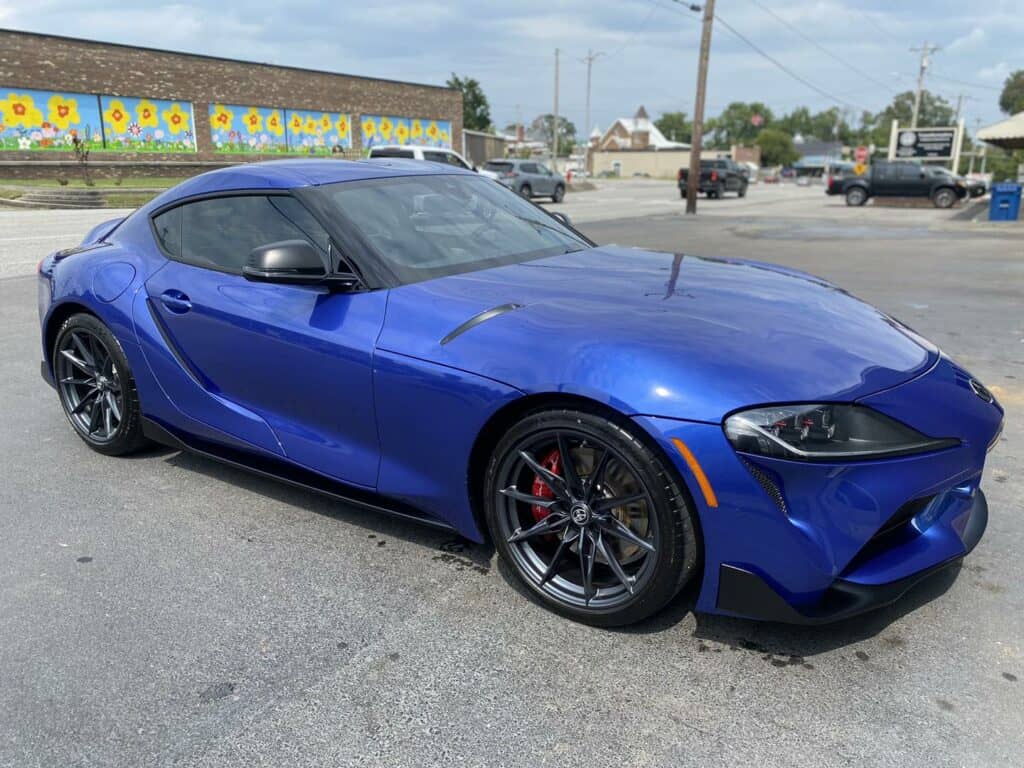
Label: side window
xmin=875 ymin=164 xmax=895 ymax=180
xmin=372 ymin=148 xmax=415 ymax=159
xmin=152 ymin=206 xmax=182 ymax=257
xmin=537 ymin=164 xmax=552 ymax=176
xmin=173 ymin=195 xmax=329 ymax=273
xmin=898 ymin=164 xmax=923 ymax=180
xmin=423 ymin=151 xmax=450 ymax=164
xmin=445 ymin=153 xmax=470 ymax=169
xmin=520 ymin=162 xmax=539 ymax=174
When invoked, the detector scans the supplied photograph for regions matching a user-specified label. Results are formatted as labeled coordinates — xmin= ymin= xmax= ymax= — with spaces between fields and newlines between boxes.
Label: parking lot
xmin=1 ymin=182 xmax=1022 ymax=767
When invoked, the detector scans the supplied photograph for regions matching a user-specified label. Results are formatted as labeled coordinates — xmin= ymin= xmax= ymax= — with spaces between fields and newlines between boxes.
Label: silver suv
xmin=483 ymin=159 xmax=566 ymax=203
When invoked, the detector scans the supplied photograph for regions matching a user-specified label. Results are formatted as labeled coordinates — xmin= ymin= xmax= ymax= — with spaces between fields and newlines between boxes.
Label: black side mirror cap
xmin=243 ymin=240 xmax=327 ymax=285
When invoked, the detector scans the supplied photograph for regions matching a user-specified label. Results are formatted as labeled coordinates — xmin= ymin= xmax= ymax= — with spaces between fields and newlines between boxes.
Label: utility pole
xmin=685 ymin=0 xmax=715 ymax=214
xmin=581 ymin=49 xmax=602 ymax=150
xmin=552 ymin=48 xmax=560 ymax=172
xmin=909 ymin=41 xmax=940 ymax=128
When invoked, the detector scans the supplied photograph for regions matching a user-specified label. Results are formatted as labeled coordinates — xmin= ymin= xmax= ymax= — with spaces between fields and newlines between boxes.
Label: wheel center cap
xmin=569 ymin=502 xmax=592 ymax=527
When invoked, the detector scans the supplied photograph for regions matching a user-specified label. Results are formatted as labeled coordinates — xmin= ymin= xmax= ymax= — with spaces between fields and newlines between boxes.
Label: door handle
xmin=159 ymin=289 xmax=192 ymax=314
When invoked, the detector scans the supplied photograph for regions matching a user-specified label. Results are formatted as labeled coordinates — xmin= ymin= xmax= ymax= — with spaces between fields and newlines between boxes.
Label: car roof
xmin=145 ymin=158 xmax=473 ymax=208
xmin=371 ymin=144 xmax=454 ymax=152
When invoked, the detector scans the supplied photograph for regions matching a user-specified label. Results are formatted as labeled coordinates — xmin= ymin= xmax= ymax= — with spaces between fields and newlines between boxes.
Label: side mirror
xmin=243 ymin=240 xmax=327 ymax=285
xmin=550 ymin=211 xmax=572 ymax=227
xmin=473 ymin=165 xmax=479 ymax=172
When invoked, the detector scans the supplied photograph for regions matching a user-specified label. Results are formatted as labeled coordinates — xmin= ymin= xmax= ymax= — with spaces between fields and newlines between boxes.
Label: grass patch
xmin=104 ymin=191 xmax=161 ymax=208
xmin=0 ymin=177 xmax=188 ymax=189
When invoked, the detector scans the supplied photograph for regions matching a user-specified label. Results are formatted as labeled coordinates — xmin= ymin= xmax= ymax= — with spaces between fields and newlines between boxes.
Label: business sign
xmin=894 ymin=127 xmax=957 ymax=159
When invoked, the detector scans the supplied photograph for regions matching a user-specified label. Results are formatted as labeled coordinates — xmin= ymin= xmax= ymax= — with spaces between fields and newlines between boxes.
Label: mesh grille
xmin=741 ymin=458 xmax=788 ymax=515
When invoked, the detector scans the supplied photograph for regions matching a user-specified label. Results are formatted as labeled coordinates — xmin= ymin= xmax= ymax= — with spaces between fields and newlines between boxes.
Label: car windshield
xmin=312 ymin=174 xmax=590 ymax=284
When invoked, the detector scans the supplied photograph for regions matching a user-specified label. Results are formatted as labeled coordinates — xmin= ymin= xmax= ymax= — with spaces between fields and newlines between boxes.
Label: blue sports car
xmin=38 ymin=160 xmax=1003 ymax=627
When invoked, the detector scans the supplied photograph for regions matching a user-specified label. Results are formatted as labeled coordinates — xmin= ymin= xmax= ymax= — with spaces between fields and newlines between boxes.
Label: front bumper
xmin=716 ymin=489 xmax=987 ymax=624
xmin=634 ymin=354 xmax=1003 ymax=625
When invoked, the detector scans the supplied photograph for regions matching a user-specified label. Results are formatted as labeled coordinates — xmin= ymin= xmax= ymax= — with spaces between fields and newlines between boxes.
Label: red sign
xmin=855 ymin=145 xmax=869 ymax=163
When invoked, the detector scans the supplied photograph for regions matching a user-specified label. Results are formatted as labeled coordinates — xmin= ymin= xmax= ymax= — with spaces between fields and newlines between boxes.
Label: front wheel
xmin=551 ymin=184 xmax=565 ymax=203
xmin=845 ymin=187 xmax=868 ymax=206
xmin=738 ymin=183 xmax=748 ymax=198
xmin=932 ymin=187 xmax=957 ymax=209
xmin=519 ymin=183 xmax=532 ymax=199
xmin=53 ymin=313 xmax=149 ymax=456
xmin=484 ymin=408 xmax=700 ymax=627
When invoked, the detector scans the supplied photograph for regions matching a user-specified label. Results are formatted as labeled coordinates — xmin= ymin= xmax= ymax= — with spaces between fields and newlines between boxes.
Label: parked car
xmin=826 ymin=161 xmax=969 ymax=208
xmin=678 ymin=158 xmax=749 ymax=199
xmin=38 ymin=159 xmax=1001 ymax=627
xmin=368 ymin=144 xmax=476 ymax=171
xmin=482 ymin=158 xmax=566 ymax=202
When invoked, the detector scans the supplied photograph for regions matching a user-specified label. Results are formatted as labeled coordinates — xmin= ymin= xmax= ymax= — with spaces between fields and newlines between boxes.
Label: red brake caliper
xmin=530 ymin=448 xmax=562 ymax=522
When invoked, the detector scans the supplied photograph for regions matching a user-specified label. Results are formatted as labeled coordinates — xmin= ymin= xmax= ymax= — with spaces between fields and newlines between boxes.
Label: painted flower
xmin=136 ymin=98 xmax=159 ymax=128
xmin=248 ymin=136 xmax=257 ymax=148
xmin=362 ymin=117 xmax=377 ymax=140
xmin=163 ymin=102 xmax=189 ymax=135
xmin=260 ymin=133 xmax=270 ymax=144
xmin=319 ymin=113 xmax=332 ymax=133
xmin=266 ymin=109 xmax=284 ymax=137
xmin=335 ymin=115 xmax=349 ymax=139
xmin=289 ymin=112 xmax=304 ymax=133
xmin=30 ymin=130 xmax=43 ymax=141
xmin=41 ymin=123 xmax=55 ymax=139
xmin=395 ymin=122 xmax=409 ymax=145
xmin=244 ymin=107 xmax=263 ymax=134
xmin=17 ymin=136 xmax=31 ymax=150
xmin=440 ymin=129 xmax=449 ymax=144
xmin=304 ymin=116 xmax=318 ymax=135
xmin=426 ymin=121 xmax=439 ymax=141
xmin=410 ymin=119 xmax=423 ymax=139
xmin=92 ymin=132 xmax=102 ymax=143
xmin=46 ymin=95 xmax=80 ymax=131
xmin=128 ymin=122 xmax=142 ymax=137
xmin=154 ymin=129 xmax=165 ymax=140
xmin=1 ymin=93 xmax=44 ymax=128
xmin=379 ymin=116 xmax=393 ymax=141
xmin=63 ymin=133 xmax=73 ymax=145
xmin=103 ymin=99 xmax=131 ymax=134
xmin=210 ymin=104 xmax=234 ymax=133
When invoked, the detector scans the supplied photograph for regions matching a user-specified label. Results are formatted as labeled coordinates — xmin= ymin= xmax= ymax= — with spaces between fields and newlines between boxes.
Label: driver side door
xmin=142 ymin=193 xmax=386 ymax=487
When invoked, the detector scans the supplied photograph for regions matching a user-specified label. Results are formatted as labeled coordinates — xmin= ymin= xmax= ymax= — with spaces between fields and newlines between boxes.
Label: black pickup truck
xmin=826 ymin=161 xmax=969 ymax=208
xmin=678 ymin=158 xmax=749 ymax=199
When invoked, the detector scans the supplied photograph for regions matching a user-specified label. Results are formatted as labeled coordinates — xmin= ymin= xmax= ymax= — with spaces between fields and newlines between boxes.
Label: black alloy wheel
xmin=485 ymin=409 xmax=699 ymax=626
xmin=54 ymin=314 xmax=148 ymax=455
xmin=519 ymin=183 xmax=533 ymax=198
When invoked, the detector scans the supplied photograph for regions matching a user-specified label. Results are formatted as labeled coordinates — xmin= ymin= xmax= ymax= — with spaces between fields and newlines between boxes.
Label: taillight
xmin=710 ymin=170 xmax=718 ymax=181
xmin=677 ymin=169 xmax=684 ymax=181
xmin=503 ymin=171 xmax=516 ymax=178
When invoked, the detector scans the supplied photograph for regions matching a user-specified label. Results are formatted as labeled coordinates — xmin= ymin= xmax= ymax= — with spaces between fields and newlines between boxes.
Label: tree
xmin=446 ymin=73 xmax=492 ymax=132
xmin=858 ymin=90 xmax=954 ymax=147
xmin=705 ymin=102 xmax=775 ymax=148
xmin=528 ymin=114 xmax=577 ymax=155
xmin=777 ymin=107 xmax=854 ymax=143
xmin=654 ymin=111 xmax=691 ymax=144
xmin=999 ymin=70 xmax=1024 ymax=115
xmin=755 ymin=128 xmax=800 ymax=167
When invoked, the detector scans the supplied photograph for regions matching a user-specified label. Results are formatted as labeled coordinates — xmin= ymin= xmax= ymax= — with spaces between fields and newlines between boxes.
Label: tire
xmin=551 ymin=184 xmax=565 ymax=203
xmin=845 ymin=187 xmax=868 ymax=206
xmin=484 ymin=408 xmax=700 ymax=627
xmin=53 ymin=313 xmax=149 ymax=456
xmin=519 ymin=184 xmax=532 ymax=199
xmin=738 ymin=182 xmax=747 ymax=198
xmin=679 ymin=187 xmax=687 ymax=199
xmin=932 ymin=187 xmax=957 ymax=209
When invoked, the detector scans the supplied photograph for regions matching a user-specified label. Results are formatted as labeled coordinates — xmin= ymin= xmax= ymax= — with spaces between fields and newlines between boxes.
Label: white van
xmin=367 ymin=145 xmax=477 ymax=171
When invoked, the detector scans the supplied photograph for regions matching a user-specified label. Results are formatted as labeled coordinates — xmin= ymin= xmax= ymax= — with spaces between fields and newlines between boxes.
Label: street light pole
xmin=552 ymin=48 xmax=560 ymax=172
xmin=580 ymin=49 xmax=605 ymax=172
xmin=910 ymin=41 xmax=940 ymax=128
xmin=686 ymin=0 xmax=715 ymax=214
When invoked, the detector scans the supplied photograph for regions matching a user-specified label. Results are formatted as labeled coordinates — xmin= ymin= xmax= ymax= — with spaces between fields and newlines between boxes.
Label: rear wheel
xmin=484 ymin=408 xmax=699 ymax=627
xmin=53 ymin=313 xmax=148 ymax=456
xmin=845 ymin=187 xmax=868 ymax=206
xmin=519 ymin=183 xmax=532 ymax=199
xmin=932 ymin=187 xmax=957 ymax=209
xmin=679 ymin=187 xmax=687 ymax=199
xmin=551 ymin=184 xmax=565 ymax=203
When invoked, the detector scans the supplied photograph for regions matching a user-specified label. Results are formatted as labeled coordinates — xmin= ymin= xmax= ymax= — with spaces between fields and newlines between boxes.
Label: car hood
xmin=377 ymin=246 xmax=936 ymax=422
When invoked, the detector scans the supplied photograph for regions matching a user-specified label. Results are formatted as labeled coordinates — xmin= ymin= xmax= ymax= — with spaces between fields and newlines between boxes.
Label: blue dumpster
xmin=989 ymin=182 xmax=1022 ymax=221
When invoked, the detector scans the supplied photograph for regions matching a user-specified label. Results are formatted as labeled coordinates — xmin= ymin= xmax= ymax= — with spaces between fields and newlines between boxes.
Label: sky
xmin=1 ymin=0 xmax=1020 ymax=137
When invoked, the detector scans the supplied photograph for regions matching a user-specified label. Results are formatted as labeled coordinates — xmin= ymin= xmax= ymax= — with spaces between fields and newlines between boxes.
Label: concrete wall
xmin=591 ymin=149 xmax=725 ymax=179
xmin=0 ymin=29 xmax=462 ymax=166
xmin=462 ymin=131 xmax=508 ymax=167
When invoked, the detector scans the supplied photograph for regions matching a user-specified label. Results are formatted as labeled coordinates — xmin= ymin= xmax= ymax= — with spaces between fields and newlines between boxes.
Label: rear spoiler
xmin=80 ymin=216 xmax=126 ymax=246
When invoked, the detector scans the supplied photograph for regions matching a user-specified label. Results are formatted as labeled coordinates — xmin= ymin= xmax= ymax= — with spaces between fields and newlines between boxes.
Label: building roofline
xmin=0 ymin=27 xmax=459 ymax=95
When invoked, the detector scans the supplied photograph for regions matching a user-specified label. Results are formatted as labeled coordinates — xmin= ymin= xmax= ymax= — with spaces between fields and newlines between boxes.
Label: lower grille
xmin=842 ymin=495 xmax=936 ymax=575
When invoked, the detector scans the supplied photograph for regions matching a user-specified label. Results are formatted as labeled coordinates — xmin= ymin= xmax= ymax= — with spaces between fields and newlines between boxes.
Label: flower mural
xmin=210 ymin=104 xmax=234 ymax=133
xmin=0 ymin=87 xmax=102 ymax=152
xmin=266 ymin=110 xmax=284 ymax=137
xmin=360 ymin=114 xmax=452 ymax=149
xmin=101 ymin=96 xmax=195 ymax=152
xmin=286 ymin=109 xmax=353 ymax=155
xmin=244 ymin=107 xmax=263 ymax=135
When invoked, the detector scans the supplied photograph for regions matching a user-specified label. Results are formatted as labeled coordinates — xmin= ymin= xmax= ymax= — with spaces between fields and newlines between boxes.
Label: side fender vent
xmin=741 ymin=457 xmax=788 ymax=516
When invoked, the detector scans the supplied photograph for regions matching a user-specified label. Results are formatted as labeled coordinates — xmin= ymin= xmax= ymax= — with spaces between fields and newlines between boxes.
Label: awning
xmin=977 ymin=112 xmax=1024 ymax=150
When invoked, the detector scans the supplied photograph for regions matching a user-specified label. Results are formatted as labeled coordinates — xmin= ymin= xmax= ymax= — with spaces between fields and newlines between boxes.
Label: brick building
xmin=0 ymin=29 xmax=462 ymax=177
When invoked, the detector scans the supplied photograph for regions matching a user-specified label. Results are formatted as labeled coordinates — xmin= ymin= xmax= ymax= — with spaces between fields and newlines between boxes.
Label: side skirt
xmin=141 ymin=417 xmax=457 ymax=534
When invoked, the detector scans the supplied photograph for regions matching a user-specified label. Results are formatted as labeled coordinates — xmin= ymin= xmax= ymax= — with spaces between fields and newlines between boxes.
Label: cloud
xmin=948 ymin=26 xmax=985 ymax=51
xmin=977 ymin=61 xmax=1010 ymax=82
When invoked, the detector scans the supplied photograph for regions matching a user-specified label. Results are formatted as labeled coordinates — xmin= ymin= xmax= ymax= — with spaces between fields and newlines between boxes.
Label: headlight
xmin=724 ymin=404 xmax=957 ymax=461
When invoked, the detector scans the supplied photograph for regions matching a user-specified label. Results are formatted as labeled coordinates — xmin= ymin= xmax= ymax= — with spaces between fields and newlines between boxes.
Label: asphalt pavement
xmin=1 ymin=183 xmax=1021 ymax=767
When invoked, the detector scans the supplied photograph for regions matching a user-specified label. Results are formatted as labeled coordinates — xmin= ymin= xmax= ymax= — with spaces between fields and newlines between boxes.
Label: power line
xmin=928 ymin=71 xmax=1002 ymax=92
xmin=711 ymin=13 xmax=871 ymax=112
xmin=745 ymin=0 xmax=897 ymax=95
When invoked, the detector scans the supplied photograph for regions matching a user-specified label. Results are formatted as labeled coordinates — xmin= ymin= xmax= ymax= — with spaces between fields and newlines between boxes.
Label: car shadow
xmin=622 ymin=563 xmax=963 ymax=658
xmin=158 ymin=448 xmax=495 ymax=572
